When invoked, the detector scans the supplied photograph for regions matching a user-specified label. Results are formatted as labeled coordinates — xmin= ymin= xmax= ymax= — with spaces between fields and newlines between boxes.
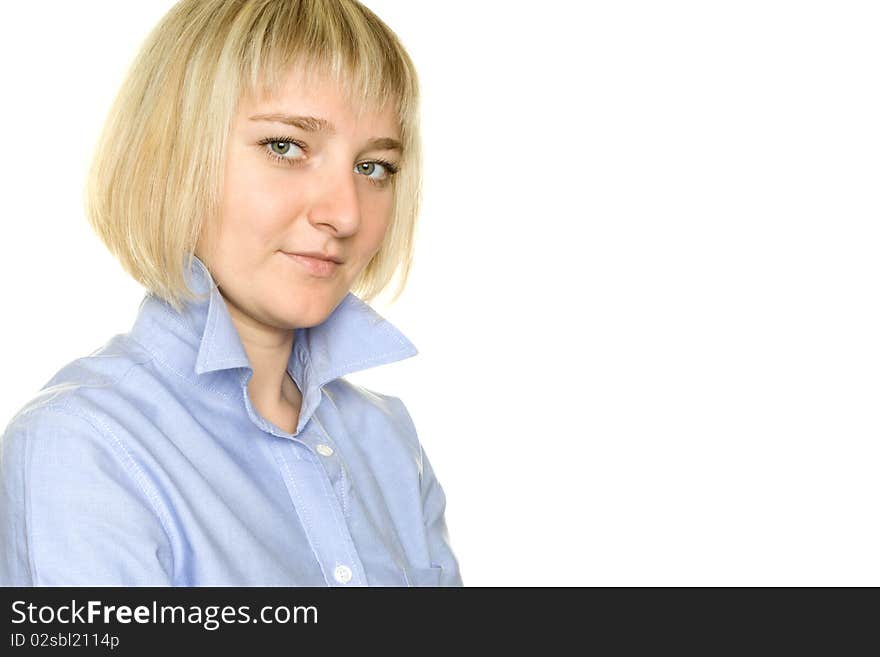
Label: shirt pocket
xmin=408 ymin=564 xmax=444 ymax=587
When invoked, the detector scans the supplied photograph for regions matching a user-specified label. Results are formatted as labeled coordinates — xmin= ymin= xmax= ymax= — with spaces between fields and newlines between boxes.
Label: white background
xmin=1 ymin=1 xmax=878 ymax=585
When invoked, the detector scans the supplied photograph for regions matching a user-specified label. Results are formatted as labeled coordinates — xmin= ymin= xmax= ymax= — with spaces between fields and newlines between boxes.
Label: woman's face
xmin=196 ymin=65 xmax=401 ymax=331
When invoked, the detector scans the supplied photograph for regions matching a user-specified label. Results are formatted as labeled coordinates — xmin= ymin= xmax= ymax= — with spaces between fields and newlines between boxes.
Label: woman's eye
xmin=264 ymin=140 xmax=304 ymax=162
xmin=356 ymin=161 xmax=393 ymax=182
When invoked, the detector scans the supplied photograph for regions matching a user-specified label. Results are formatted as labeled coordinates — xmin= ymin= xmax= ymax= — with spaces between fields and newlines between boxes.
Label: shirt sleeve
xmin=0 ymin=405 xmax=174 ymax=586
xmin=418 ymin=440 xmax=464 ymax=586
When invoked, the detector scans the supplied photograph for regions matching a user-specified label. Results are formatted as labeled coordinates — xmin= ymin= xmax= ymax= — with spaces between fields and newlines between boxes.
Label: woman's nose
xmin=305 ymin=164 xmax=362 ymax=236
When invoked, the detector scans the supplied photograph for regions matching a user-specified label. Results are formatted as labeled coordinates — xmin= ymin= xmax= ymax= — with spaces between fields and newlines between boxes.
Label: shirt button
xmin=334 ymin=564 xmax=352 ymax=584
xmin=315 ymin=443 xmax=334 ymax=457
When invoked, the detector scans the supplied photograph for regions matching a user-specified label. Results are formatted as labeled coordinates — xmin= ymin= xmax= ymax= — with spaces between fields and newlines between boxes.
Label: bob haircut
xmin=84 ymin=0 xmax=421 ymax=315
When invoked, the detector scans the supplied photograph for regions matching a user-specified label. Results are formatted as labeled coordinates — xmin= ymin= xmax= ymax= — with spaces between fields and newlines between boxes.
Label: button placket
xmin=269 ymin=439 xmax=366 ymax=586
xmin=311 ymin=439 xmax=350 ymax=518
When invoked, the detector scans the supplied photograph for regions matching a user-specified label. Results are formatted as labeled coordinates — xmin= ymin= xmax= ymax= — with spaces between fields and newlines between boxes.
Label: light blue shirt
xmin=0 ymin=256 xmax=462 ymax=586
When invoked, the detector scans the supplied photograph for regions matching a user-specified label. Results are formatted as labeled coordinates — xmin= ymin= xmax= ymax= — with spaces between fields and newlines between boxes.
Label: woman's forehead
xmin=242 ymin=75 xmax=398 ymax=132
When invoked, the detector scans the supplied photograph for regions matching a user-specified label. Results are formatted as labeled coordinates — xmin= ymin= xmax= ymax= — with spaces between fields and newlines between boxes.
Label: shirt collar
xmin=129 ymin=254 xmax=418 ymax=415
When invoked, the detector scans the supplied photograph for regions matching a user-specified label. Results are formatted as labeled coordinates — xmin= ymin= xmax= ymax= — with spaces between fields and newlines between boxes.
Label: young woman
xmin=0 ymin=0 xmax=462 ymax=587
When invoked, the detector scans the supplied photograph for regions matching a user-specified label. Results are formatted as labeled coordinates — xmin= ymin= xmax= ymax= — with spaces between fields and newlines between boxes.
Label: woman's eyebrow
xmin=249 ymin=113 xmax=403 ymax=152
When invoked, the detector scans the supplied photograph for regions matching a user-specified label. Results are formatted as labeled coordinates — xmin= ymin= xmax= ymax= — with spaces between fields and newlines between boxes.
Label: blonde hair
xmin=84 ymin=0 xmax=421 ymax=314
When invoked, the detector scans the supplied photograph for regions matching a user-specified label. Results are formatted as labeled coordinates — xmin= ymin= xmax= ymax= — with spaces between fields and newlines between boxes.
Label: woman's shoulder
xmin=0 ymin=345 xmax=147 ymax=520
xmin=323 ymin=377 xmax=417 ymax=426
xmin=3 ymin=333 xmax=153 ymax=439
xmin=323 ymin=376 xmax=403 ymax=411
xmin=322 ymin=378 xmax=422 ymax=452
xmin=1 ymin=334 xmax=161 ymax=517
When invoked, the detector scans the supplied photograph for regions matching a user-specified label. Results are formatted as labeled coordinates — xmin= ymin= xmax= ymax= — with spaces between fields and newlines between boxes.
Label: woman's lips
xmin=283 ymin=252 xmax=340 ymax=278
